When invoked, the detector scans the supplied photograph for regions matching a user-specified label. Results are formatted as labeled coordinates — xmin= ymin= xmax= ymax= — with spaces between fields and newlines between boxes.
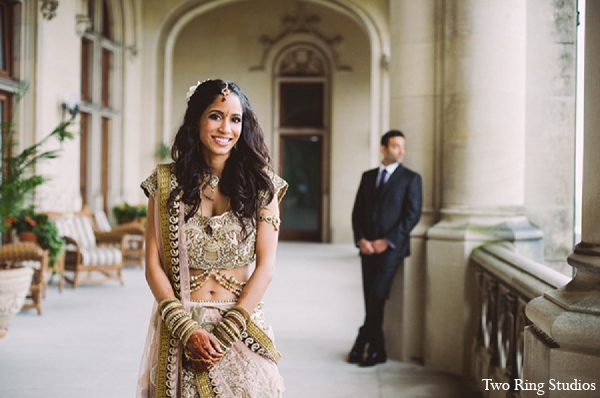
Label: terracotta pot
xmin=0 ymin=266 xmax=34 ymax=338
xmin=18 ymin=231 xmax=38 ymax=244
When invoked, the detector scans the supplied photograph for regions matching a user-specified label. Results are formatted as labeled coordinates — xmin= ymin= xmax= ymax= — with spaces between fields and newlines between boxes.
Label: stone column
xmin=386 ymin=0 xmax=437 ymax=363
xmin=523 ymin=2 xmax=600 ymax=395
xmin=424 ymin=0 xmax=543 ymax=375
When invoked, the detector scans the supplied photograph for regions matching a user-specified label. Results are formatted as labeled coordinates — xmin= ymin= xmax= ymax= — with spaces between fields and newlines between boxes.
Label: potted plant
xmin=0 ymin=89 xmax=76 ymax=336
xmin=6 ymin=206 xmax=64 ymax=268
xmin=0 ymin=261 xmax=33 ymax=337
xmin=113 ymin=202 xmax=148 ymax=225
xmin=0 ymin=94 xmax=76 ymax=239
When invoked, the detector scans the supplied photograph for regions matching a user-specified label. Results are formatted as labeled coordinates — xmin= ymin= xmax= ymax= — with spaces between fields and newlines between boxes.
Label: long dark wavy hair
xmin=169 ymin=79 xmax=275 ymax=234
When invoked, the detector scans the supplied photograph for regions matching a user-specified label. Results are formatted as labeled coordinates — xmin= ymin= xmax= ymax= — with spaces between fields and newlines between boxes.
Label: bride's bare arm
xmin=234 ymin=196 xmax=280 ymax=313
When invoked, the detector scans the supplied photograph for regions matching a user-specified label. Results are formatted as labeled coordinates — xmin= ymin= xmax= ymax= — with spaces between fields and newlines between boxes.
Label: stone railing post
xmin=523 ymin=2 xmax=600 ymax=395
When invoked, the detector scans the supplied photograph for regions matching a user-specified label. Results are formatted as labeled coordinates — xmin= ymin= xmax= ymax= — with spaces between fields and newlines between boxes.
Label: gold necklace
xmin=202 ymin=173 xmax=220 ymax=199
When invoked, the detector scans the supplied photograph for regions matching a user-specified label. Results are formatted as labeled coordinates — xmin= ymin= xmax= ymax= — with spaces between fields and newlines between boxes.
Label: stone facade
xmin=4 ymin=0 xmax=593 ymax=384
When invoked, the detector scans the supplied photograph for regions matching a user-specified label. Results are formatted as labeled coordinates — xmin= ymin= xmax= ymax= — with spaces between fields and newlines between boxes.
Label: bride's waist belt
xmin=190 ymin=268 xmax=246 ymax=297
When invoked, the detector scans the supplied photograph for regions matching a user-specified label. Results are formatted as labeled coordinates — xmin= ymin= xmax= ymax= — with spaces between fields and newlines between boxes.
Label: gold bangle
xmin=214 ymin=326 xmax=235 ymax=346
xmin=220 ymin=319 xmax=241 ymax=341
xmin=226 ymin=311 xmax=246 ymax=330
xmin=166 ymin=311 xmax=186 ymax=329
xmin=158 ymin=297 xmax=179 ymax=314
xmin=231 ymin=306 xmax=250 ymax=321
xmin=159 ymin=298 xmax=181 ymax=313
xmin=170 ymin=316 xmax=189 ymax=335
xmin=180 ymin=322 xmax=200 ymax=346
xmin=173 ymin=317 xmax=195 ymax=338
xmin=213 ymin=332 xmax=230 ymax=349
xmin=162 ymin=305 xmax=184 ymax=325
xmin=160 ymin=301 xmax=182 ymax=320
xmin=164 ymin=307 xmax=184 ymax=322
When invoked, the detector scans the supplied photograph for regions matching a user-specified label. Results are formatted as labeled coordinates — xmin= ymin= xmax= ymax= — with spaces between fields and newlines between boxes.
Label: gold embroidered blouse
xmin=141 ymin=167 xmax=287 ymax=271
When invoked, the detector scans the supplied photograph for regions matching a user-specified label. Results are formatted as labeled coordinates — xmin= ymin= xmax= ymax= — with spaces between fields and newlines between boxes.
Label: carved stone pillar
xmin=524 ymin=2 xmax=600 ymax=395
xmin=424 ymin=0 xmax=543 ymax=375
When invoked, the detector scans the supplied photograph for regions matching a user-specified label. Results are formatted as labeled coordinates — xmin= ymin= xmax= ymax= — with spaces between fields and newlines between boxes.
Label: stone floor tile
xmin=0 ymin=242 xmax=478 ymax=397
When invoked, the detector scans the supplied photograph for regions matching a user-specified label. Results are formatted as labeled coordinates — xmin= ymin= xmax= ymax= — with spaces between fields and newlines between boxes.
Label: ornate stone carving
xmin=279 ymin=48 xmax=325 ymax=76
xmin=250 ymin=2 xmax=351 ymax=72
xmin=75 ymin=14 xmax=92 ymax=37
xmin=126 ymin=45 xmax=139 ymax=59
xmin=40 ymin=0 xmax=59 ymax=21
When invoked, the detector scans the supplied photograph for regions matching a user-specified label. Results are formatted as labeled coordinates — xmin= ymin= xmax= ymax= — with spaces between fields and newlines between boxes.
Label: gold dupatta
xmin=155 ymin=163 xmax=182 ymax=398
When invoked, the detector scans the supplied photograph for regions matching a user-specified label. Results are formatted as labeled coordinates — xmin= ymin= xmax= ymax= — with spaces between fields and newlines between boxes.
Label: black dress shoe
xmin=359 ymin=349 xmax=387 ymax=367
xmin=347 ymin=332 xmax=367 ymax=364
xmin=347 ymin=347 xmax=364 ymax=364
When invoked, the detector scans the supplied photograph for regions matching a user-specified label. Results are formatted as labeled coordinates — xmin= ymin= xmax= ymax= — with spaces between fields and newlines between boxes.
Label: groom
xmin=348 ymin=129 xmax=422 ymax=367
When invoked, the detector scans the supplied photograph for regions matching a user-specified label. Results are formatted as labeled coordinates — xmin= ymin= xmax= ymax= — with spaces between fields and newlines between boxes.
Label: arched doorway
xmin=274 ymin=45 xmax=329 ymax=241
xmin=159 ymin=0 xmax=380 ymax=243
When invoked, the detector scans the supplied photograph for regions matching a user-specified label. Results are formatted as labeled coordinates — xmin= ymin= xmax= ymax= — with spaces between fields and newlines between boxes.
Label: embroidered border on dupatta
xmin=243 ymin=320 xmax=282 ymax=364
xmin=196 ymin=372 xmax=216 ymax=398
xmin=155 ymin=163 xmax=183 ymax=398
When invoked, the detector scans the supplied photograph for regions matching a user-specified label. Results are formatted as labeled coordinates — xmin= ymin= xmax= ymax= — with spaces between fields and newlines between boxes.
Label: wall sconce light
xmin=61 ymin=94 xmax=80 ymax=122
xmin=41 ymin=0 xmax=59 ymax=21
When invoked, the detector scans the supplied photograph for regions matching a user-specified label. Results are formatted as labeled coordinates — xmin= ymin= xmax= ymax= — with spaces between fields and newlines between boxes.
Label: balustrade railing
xmin=469 ymin=243 xmax=570 ymax=398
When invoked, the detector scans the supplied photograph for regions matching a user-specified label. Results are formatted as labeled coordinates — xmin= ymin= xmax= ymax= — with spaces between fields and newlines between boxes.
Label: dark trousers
xmin=359 ymin=253 xmax=402 ymax=352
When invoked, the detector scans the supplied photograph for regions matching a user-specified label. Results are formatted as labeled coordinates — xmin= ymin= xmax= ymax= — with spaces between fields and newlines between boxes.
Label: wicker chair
xmin=50 ymin=210 xmax=124 ymax=289
xmin=0 ymin=242 xmax=49 ymax=315
xmin=91 ymin=209 xmax=145 ymax=268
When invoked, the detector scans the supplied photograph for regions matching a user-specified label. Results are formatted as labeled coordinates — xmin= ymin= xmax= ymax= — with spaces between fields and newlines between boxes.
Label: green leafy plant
xmin=6 ymin=206 xmax=64 ymax=267
xmin=113 ymin=202 xmax=148 ymax=225
xmin=155 ymin=141 xmax=170 ymax=162
xmin=0 ymin=88 xmax=77 ymax=236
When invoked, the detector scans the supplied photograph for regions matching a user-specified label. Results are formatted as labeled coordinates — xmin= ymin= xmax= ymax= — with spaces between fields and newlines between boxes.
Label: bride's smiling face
xmin=198 ymin=94 xmax=243 ymax=160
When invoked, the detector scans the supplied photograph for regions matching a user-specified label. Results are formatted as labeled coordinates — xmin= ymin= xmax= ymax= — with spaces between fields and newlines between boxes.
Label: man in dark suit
xmin=348 ymin=129 xmax=422 ymax=367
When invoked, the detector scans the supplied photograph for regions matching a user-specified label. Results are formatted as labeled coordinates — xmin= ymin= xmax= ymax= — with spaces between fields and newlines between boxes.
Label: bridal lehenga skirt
xmin=137 ymin=301 xmax=284 ymax=398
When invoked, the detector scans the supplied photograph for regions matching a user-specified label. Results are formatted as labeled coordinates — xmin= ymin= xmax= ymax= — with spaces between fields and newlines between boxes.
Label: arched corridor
xmin=0 ymin=243 xmax=478 ymax=397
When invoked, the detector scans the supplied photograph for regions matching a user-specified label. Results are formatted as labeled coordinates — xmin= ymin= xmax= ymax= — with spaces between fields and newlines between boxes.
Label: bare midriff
xmin=189 ymin=264 xmax=250 ymax=301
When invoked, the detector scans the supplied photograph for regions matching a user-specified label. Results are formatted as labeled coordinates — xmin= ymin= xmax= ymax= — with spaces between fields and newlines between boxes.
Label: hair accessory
xmin=186 ymin=79 xmax=213 ymax=101
xmin=186 ymin=81 xmax=202 ymax=101
xmin=221 ymin=83 xmax=231 ymax=102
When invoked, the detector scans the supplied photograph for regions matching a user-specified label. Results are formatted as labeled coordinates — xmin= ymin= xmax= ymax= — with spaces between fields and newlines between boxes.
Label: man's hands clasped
xmin=359 ymin=238 xmax=389 ymax=255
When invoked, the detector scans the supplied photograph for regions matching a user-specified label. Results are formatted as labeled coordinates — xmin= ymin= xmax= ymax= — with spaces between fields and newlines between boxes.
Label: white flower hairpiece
xmin=186 ymin=79 xmax=213 ymax=101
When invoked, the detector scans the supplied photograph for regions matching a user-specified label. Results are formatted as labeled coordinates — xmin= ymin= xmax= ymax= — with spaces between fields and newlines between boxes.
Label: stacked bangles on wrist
xmin=212 ymin=306 xmax=250 ymax=350
xmin=158 ymin=297 xmax=201 ymax=347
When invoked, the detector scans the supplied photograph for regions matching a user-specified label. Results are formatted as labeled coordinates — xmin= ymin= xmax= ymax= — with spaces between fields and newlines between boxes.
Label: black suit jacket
xmin=352 ymin=164 xmax=422 ymax=262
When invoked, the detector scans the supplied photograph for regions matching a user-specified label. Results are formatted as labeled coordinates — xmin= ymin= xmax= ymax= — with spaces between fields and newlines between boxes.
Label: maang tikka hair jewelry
xmin=221 ymin=82 xmax=231 ymax=102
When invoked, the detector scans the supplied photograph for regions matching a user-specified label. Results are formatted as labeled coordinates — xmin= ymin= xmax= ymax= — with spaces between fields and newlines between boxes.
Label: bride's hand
xmin=186 ymin=329 xmax=224 ymax=364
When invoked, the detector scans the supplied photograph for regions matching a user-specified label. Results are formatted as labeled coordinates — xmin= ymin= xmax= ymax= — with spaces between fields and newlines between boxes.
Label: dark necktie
xmin=376 ymin=169 xmax=387 ymax=198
